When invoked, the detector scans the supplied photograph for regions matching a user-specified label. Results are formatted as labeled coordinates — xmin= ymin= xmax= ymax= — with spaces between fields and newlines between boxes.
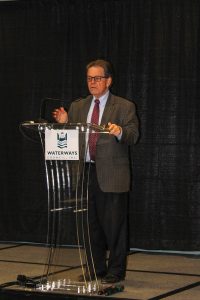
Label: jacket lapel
xmin=81 ymin=95 xmax=93 ymax=122
xmin=101 ymin=93 xmax=115 ymax=127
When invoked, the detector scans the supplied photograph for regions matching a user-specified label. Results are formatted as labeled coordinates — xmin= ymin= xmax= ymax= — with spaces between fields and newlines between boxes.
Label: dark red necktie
xmin=89 ymin=99 xmax=100 ymax=161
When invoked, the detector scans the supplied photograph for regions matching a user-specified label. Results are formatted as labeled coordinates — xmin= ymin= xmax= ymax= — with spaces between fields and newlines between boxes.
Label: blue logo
xmin=57 ymin=132 xmax=67 ymax=148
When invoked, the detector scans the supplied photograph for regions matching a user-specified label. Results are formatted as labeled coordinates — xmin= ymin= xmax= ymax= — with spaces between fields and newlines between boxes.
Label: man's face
xmin=87 ymin=66 xmax=112 ymax=98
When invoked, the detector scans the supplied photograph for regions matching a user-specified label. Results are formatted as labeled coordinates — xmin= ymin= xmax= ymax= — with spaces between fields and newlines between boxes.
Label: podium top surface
xmin=21 ymin=122 xmax=109 ymax=133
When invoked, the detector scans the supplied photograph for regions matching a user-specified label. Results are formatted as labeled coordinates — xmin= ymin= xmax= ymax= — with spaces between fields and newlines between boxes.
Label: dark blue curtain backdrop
xmin=0 ymin=0 xmax=200 ymax=250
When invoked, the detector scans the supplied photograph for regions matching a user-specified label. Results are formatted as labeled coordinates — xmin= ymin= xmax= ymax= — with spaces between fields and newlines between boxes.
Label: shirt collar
xmin=93 ymin=90 xmax=109 ymax=105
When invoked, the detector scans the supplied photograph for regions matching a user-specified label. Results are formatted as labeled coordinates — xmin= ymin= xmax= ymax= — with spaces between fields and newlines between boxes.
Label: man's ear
xmin=106 ymin=77 xmax=112 ymax=88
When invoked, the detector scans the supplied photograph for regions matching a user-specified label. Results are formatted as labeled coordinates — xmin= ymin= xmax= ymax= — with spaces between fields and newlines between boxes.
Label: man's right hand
xmin=52 ymin=107 xmax=68 ymax=123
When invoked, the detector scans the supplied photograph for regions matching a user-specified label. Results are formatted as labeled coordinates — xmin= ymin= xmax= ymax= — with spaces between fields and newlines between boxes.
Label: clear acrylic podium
xmin=20 ymin=121 xmax=110 ymax=296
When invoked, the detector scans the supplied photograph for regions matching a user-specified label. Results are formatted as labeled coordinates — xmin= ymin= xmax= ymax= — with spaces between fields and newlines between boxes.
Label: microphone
xmin=98 ymin=284 xmax=124 ymax=296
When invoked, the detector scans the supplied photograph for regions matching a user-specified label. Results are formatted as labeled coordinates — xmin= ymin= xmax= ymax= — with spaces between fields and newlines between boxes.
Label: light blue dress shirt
xmin=86 ymin=90 xmax=109 ymax=125
xmin=86 ymin=91 xmax=109 ymax=162
xmin=85 ymin=90 xmax=122 ymax=161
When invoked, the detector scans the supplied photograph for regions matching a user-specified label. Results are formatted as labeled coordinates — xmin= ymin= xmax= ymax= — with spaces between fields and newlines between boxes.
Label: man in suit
xmin=52 ymin=59 xmax=139 ymax=283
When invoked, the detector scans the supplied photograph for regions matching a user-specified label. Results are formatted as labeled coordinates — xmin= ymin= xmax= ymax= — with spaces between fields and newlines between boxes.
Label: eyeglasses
xmin=87 ymin=76 xmax=108 ymax=82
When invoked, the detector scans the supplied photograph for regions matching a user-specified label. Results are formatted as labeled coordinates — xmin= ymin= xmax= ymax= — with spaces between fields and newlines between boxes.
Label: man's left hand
xmin=107 ymin=122 xmax=122 ymax=137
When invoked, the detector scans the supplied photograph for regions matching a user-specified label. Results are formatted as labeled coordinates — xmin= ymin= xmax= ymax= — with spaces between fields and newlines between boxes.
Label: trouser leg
xmin=86 ymin=165 xmax=128 ymax=278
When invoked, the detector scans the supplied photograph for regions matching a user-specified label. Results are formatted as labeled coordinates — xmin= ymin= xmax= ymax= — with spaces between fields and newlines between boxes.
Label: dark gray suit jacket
xmin=68 ymin=92 xmax=139 ymax=193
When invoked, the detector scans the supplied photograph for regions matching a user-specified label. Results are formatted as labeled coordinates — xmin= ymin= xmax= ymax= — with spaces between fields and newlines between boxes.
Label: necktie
xmin=89 ymin=99 xmax=100 ymax=161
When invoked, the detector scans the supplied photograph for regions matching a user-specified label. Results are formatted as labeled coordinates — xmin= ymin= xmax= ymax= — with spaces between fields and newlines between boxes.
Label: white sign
xmin=45 ymin=129 xmax=79 ymax=160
